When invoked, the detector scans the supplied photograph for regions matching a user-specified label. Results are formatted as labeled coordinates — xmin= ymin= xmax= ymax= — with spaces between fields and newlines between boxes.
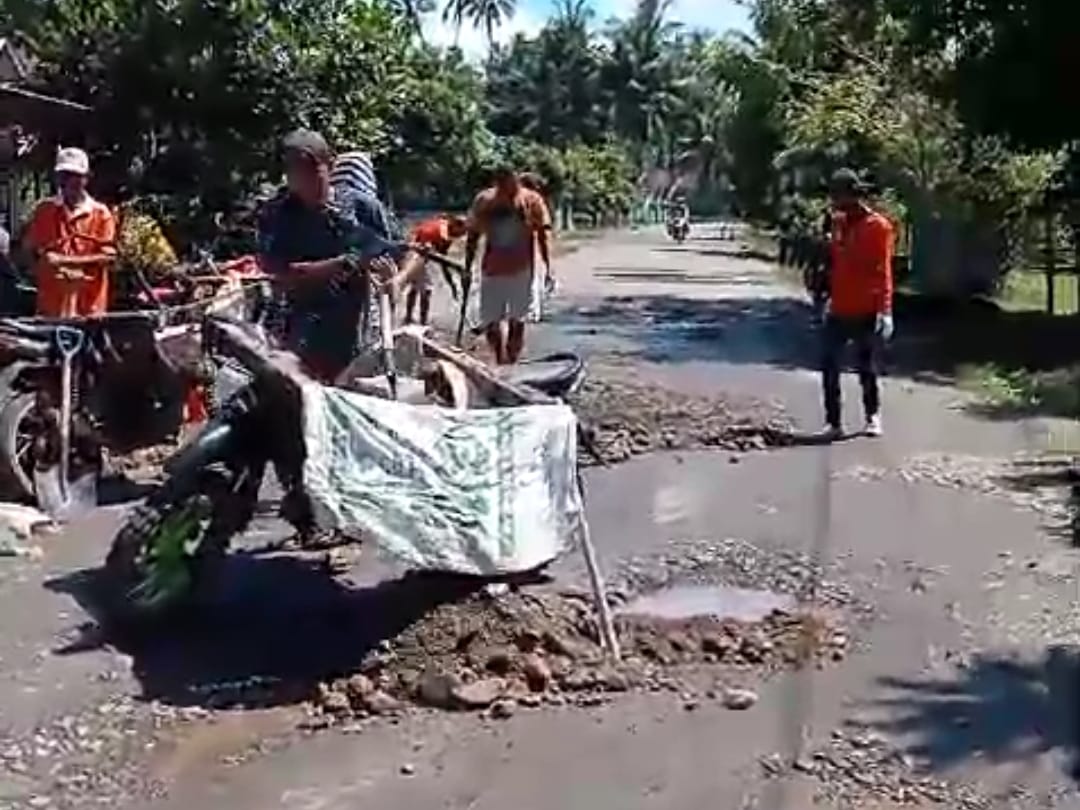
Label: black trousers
xmin=822 ymin=314 xmax=881 ymax=428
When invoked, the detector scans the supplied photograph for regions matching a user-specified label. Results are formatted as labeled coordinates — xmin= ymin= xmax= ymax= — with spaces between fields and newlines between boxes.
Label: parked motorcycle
xmin=0 ymin=313 xmax=215 ymax=502
xmin=103 ymin=318 xmax=587 ymax=624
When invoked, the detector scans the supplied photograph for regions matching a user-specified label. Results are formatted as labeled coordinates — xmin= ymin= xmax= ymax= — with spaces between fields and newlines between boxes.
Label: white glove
xmin=876 ymin=312 xmax=894 ymax=341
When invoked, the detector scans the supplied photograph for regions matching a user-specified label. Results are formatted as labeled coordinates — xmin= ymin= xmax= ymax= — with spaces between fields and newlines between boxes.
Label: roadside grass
xmin=696 ymin=229 xmax=1080 ymax=429
xmin=997 ymin=269 xmax=1080 ymax=314
xmin=957 ymin=362 xmax=1080 ymax=420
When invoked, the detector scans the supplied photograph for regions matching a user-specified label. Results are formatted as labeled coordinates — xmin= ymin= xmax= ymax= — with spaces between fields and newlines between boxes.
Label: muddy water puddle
xmin=618 ymin=585 xmax=795 ymax=623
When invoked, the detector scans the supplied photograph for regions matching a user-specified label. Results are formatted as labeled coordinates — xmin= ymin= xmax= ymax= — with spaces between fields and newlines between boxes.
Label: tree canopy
xmin=1 ymin=0 xmax=1069 ymax=247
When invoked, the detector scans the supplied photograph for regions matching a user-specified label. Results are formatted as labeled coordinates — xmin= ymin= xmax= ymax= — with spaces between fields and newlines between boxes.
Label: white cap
xmin=54 ymin=147 xmax=90 ymax=175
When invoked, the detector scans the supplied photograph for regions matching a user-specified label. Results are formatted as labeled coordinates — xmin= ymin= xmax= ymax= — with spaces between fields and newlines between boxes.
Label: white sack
xmin=300 ymin=382 xmax=585 ymax=575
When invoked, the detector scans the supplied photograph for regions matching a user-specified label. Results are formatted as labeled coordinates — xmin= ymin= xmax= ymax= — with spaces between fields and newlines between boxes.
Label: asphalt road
xmin=3 ymin=224 xmax=1080 ymax=809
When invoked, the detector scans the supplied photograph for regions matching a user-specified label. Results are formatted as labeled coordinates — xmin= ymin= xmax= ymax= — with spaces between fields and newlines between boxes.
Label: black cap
xmin=829 ymin=167 xmax=868 ymax=196
xmin=282 ymin=129 xmax=333 ymax=165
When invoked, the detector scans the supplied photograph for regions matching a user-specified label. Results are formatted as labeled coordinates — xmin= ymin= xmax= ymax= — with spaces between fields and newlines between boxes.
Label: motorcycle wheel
xmin=0 ymin=392 xmax=41 ymax=501
xmin=103 ymin=467 xmax=251 ymax=625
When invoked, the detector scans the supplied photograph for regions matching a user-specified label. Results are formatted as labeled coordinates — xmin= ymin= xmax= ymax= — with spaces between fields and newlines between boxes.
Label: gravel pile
xmin=613 ymin=537 xmax=858 ymax=613
xmin=763 ymin=728 xmax=993 ymax=809
xmin=312 ymin=585 xmax=847 ymax=723
xmin=106 ymin=444 xmax=176 ymax=481
xmin=0 ymin=696 xmax=202 ymax=809
xmin=839 ymin=454 xmax=1073 ymax=525
xmin=571 ymin=375 xmax=793 ymax=464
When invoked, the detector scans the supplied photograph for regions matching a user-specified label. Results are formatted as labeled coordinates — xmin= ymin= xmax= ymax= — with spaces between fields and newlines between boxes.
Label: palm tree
xmin=443 ymin=0 xmax=518 ymax=48
xmin=389 ymin=0 xmax=435 ymax=39
xmin=486 ymin=0 xmax=609 ymax=146
xmin=604 ymin=0 xmax=682 ymax=167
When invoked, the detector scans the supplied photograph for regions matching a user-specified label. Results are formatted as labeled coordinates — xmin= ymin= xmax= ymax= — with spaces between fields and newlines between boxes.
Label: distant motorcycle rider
xmin=666 ymin=199 xmax=689 ymax=240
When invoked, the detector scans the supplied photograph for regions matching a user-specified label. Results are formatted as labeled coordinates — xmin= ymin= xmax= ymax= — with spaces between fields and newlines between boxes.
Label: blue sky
xmin=424 ymin=0 xmax=752 ymax=58
xmin=531 ymin=0 xmax=752 ymax=33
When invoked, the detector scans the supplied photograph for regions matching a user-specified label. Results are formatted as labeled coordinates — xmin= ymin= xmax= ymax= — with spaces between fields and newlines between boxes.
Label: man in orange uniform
xmin=407 ymin=214 xmax=467 ymax=326
xmin=24 ymin=148 xmax=117 ymax=317
xmin=822 ymin=169 xmax=894 ymax=439
xmin=465 ymin=165 xmax=552 ymax=365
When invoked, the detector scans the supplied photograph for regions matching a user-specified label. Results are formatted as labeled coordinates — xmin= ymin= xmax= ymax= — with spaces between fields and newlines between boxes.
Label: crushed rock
xmin=313 ymin=585 xmax=847 ymax=722
xmin=839 ymin=453 xmax=1073 ymax=525
xmin=766 ymin=728 xmax=994 ymax=809
xmin=612 ymin=537 xmax=858 ymax=615
xmin=0 ymin=696 xmax=197 ymax=808
xmin=571 ymin=374 xmax=793 ymax=464
xmin=105 ymin=443 xmax=177 ymax=482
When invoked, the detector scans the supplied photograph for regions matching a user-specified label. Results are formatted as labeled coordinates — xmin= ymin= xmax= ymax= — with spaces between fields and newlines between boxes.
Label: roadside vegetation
xmin=6 ymin=0 xmax=1080 ymax=420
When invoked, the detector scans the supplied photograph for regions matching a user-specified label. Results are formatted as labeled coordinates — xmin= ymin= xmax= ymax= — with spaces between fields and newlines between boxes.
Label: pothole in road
xmin=571 ymin=372 xmax=793 ymax=465
xmin=618 ymin=584 xmax=795 ymax=623
xmin=310 ymin=582 xmax=847 ymax=726
xmin=310 ymin=538 xmax=855 ymax=727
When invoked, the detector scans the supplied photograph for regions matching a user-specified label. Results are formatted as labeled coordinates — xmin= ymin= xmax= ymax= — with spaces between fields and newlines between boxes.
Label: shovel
xmin=378 ymin=286 xmax=398 ymax=399
xmin=34 ymin=325 xmax=97 ymax=521
xmin=455 ymin=267 xmax=472 ymax=347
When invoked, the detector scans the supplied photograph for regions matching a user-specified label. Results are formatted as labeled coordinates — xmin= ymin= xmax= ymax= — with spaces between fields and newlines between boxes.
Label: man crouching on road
xmin=822 ymin=168 xmax=895 ymax=440
xmin=465 ymin=164 xmax=552 ymax=365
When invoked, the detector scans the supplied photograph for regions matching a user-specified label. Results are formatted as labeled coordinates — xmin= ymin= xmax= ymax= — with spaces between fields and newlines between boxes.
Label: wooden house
xmin=0 ymin=36 xmax=90 ymax=233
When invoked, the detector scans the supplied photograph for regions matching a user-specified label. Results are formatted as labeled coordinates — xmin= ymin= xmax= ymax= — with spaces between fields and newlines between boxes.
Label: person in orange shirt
xmin=24 ymin=148 xmax=117 ymax=318
xmin=465 ymin=165 xmax=552 ymax=365
xmin=822 ymin=168 xmax=895 ymax=439
xmin=407 ymin=214 xmax=467 ymax=326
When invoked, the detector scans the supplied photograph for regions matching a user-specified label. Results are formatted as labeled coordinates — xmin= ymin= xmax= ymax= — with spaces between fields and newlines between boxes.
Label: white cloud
xmin=422 ymin=7 xmax=544 ymax=61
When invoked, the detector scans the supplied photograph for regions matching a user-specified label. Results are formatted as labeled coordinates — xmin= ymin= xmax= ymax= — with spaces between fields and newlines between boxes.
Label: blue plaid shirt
xmin=257 ymin=187 xmax=397 ymax=377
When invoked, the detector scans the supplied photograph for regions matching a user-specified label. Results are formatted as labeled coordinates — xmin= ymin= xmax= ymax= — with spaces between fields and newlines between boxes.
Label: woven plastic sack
xmin=300 ymin=382 xmax=585 ymax=575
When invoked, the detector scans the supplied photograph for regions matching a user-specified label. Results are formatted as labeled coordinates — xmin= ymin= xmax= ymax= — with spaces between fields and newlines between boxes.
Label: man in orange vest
xmin=23 ymin=148 xmax=117 ymax=317
xmin=407 ymin=214 xmax=467 ymax=326
xmin=465 ymin=165 xmax=552 ymax=365
xmin=822 ymin=168 xmax=895 ymax=439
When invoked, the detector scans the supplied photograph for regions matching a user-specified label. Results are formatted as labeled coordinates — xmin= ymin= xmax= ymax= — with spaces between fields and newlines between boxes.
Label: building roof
xmin=0 ymin=83 xmax=90 ymax=128
xmin=0 ymin=38 xmax=32 ymax=84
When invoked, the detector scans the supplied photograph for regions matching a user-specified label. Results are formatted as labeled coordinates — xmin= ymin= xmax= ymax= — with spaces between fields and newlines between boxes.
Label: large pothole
xmin=571 ymin=373 xmax=794 ymax=465
xmin=312 ymin=574 xmax=847 ymax=724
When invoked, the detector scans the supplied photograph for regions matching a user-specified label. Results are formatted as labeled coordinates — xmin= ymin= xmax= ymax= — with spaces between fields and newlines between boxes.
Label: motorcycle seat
xmin=497 ymin=352 xmax=585 ymax=398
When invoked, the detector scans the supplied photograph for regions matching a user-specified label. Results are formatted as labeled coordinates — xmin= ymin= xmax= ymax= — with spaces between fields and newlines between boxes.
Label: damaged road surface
xmin=4 ymin=225 xmax=1080 ymax=810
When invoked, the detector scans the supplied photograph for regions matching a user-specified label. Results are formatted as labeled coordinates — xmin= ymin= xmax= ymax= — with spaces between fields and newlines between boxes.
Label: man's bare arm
xmin=48 ymin=252 xmax=116 ymax=267
xmin=536 ymin=227 xmax=552 ymax=274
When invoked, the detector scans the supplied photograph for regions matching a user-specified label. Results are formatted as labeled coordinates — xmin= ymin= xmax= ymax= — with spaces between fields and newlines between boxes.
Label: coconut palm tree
xmin=389 ymin=0 xmax=435 ymax=39
xmin=604 ymin=0 xmax=682 ymax=167
xmin=443 ymin=0 xmax=518 ymax=48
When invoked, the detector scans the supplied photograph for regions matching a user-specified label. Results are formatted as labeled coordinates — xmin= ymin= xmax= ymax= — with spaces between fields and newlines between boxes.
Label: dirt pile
xmin=313 ymin=586 xmax=847 ymax=722
xmin=571 ymin=375 xmax=793 ymax=464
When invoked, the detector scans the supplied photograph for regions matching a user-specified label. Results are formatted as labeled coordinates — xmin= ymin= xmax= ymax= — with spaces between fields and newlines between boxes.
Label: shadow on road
xmin=653 ymin=245 xmax=778 ymax=263
xmin=562 ymin=294 xmax=819 ymax=368
xmin=991 ymin=461 xmax=1080 ymax=547
xmin=45 ymin=556 xmax=485 ymax=710
xmin=560 ymin=285 xmax=1080 ymax=416
xmin=868 ymin=646 xmax=1080 ymax=782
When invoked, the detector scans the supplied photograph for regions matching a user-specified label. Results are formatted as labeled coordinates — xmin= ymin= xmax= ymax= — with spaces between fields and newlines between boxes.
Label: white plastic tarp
xmin=300 ymin=382 xmax=586 ymax=576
